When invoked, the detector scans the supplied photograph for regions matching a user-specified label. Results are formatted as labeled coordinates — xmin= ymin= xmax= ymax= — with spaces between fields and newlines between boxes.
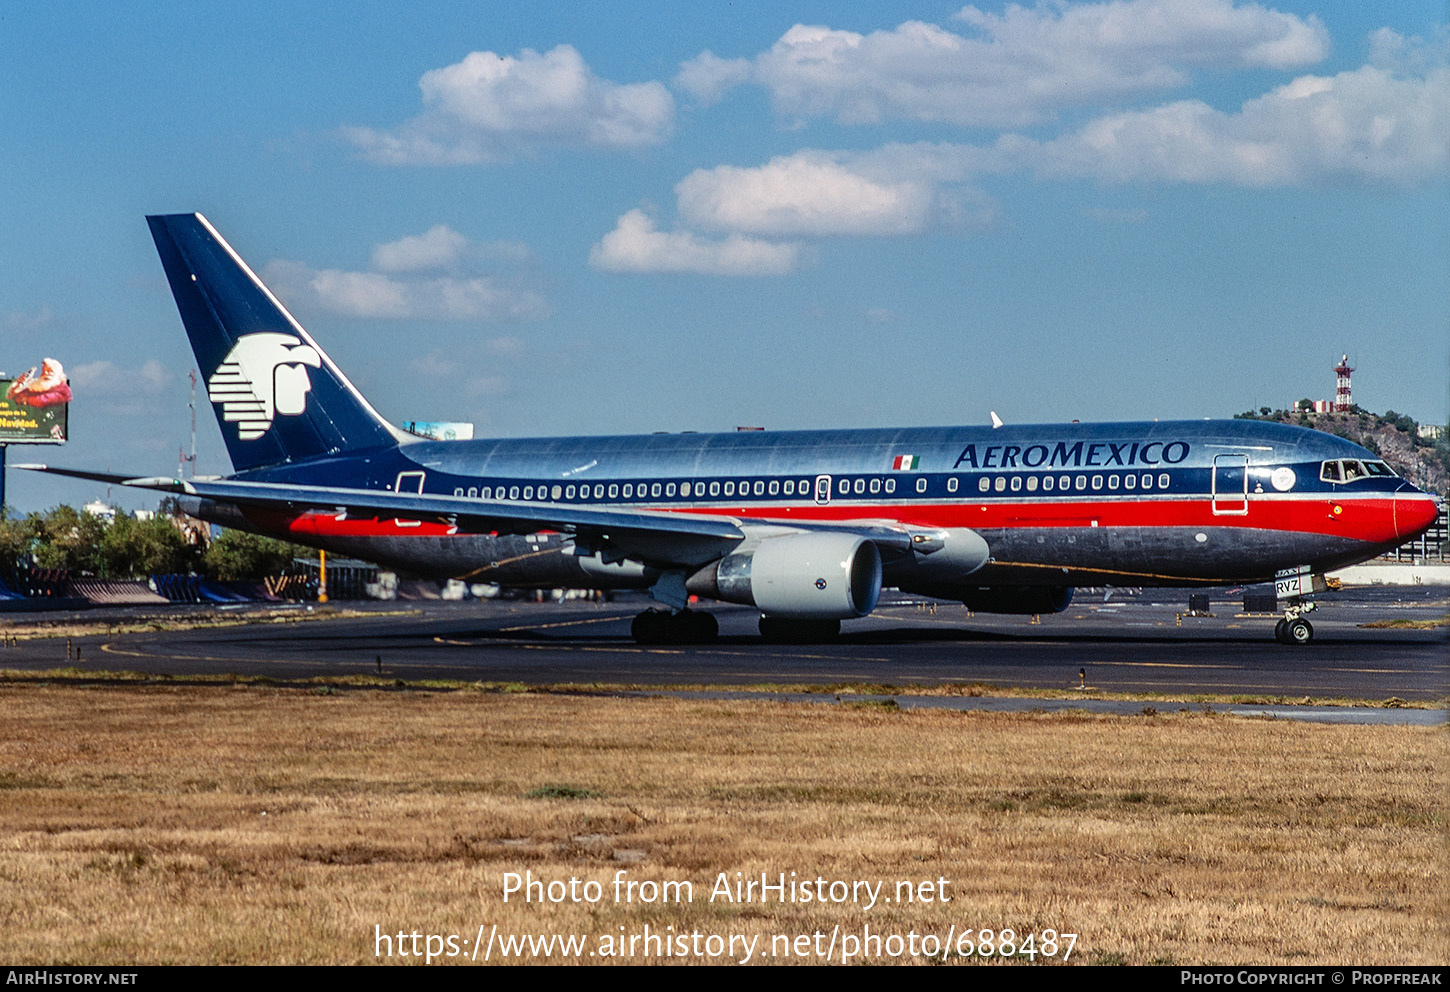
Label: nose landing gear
xmin=1273 ymin=600 xmax=1317 ymax=645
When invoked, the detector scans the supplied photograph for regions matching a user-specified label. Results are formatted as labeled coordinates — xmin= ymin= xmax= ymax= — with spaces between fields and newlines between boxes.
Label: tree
xmin=29 ymin=506 xmax=106 ymax=574
xmin=202 ymin=530 xmax=307 ymax=581
xmin=100 ymin=514 xmax=198 ymax=578
xmin=0 ymin=514 xmax=34 ymax=576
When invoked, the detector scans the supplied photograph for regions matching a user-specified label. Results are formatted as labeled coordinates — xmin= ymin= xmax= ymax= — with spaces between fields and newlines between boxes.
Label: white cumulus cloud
xmin=346 ymin=44 xmax=674 ymax=163
xmin=675 ymin=148 xmax=998 ymax=237
xmin=371 ymin=225 xmax=470 ymax=272
xmin=676 ymin=154 xmax=935 ymax=236
xmin=676 ymin=0 xmax=1328 ymax=127
xmin=589 ymin=210 xmax=799 ymax=276
xmin=262 ymin=227 xmax=551 ymax=322
xmin=1013 ymin=63 xmax=1450 ymax=186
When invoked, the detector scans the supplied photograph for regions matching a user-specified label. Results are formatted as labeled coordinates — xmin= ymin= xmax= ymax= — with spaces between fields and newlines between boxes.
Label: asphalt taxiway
xmin=2 ymin=586 xmax=1444 ymax=704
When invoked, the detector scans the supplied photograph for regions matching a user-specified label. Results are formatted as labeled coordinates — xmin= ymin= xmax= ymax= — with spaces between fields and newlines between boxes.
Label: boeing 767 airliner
xmin=23 ymin=215 xmax=1441 ymax=645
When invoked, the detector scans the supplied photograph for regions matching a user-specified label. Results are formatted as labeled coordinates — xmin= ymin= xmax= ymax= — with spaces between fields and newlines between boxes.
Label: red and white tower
xmin=1333 ymin=354 xmax=1354 ymax=412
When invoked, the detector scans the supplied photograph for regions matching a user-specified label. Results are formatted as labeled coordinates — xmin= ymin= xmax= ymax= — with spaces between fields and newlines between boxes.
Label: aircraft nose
xmin=1395 ymin=493 xmax=1441 ymax=540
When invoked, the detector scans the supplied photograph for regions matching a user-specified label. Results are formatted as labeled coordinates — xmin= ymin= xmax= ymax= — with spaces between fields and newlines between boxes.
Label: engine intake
xmin=688 ymin=532 xmax=883 ymax=619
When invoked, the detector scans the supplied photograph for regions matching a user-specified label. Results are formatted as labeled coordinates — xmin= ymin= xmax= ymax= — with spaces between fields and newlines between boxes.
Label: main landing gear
xmin=1273 ymin=600 xmax=1317 ymax=645
xmin=631 ymin=609 xmax=719 ymax=645
xmin=758 ymin=616 xmax=841 ymax=644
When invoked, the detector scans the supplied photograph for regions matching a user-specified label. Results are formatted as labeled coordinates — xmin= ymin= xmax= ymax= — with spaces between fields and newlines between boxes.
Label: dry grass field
xmin=0 ymin=681 xmax=1444 ymax=965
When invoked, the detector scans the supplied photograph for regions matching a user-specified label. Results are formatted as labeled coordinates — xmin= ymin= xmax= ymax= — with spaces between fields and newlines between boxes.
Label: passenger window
xmin=870 ymin=478 xmax=881 ymax=494
xmin=768 ymin=480 xmax=779 ymax=496
xmin=839 ymin=479 xmax=850 ymax=495
xmin=523 ymin=486 xmax=534 ymax=499
xmin=724 ymin=482 xmax=734 ymax=496
xmin=1010 ymin=476 xmax=1022 ymax=492
xmin=885 ymin=479 xmax=896 ymax=494
xmin=565 ymin=485 xmax=575 ymax=499
xmin=608 ymin=484 xmax=619 ymax=498
xmin=1091 ymin=475 xmax=1103 ymax=490
xmin=666 ymin=483 xmax=676 ymax=497
xmin=594 ymin=484 xmax=604 ymax=499
xmin=623 ymin=483 xmax=633 ymax=498
xmin=979 ymin=477 xmax=991 ymax=493
xmin=551 ymin=485 xmax=562 ymax=500
xmin=753 ymin=481 xmax=764 ymax=496
xmin=994 ymin=477 xmax=1006 ymax=492
xmin=1124 ymin=475 xmax=1135 ymax=489
xmin=1158 ymin=473 xmax=1169 ymax=488
xmin=854 ymin=479 xmax=865 ymax=494
xmin=1075 ymin=476 xmax=1087 ymax=490
xmin=1141 ymin=474 xmax=1153 ymax=489
xmin=916 ymin=478 xmax=928 ymax=494
xmin=1026 ymin=476 xmax=1038 ymax=492
xmin=1042 ymin=476 xmax=1053 ymax=492
xmin=1060 ymin=475 xmax=1071 ymax=490
xmin=783 ymin=480 xmax=794 ymax=496
xmin=650 ymin=483 xmax=661 ymax=497
xmin=1107 ymin=475 xmax=1119 ymax=490
xmin=509 ymin=486 xmax=520 ymax=500
xmin=709 ymin=481 xmax=720 ymax=496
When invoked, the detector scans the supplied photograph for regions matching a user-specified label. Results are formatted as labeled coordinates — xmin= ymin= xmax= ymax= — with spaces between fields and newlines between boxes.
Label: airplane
xmin=21 ymin=214 xmax=1442 ymax=646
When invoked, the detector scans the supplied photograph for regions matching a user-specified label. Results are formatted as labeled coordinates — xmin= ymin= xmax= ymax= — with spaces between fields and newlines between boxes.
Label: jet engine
xmin=687 ymin=532 xmax=883 ymax=619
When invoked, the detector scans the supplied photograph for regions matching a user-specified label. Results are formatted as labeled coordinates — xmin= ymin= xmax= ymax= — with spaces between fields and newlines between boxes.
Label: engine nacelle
xmin=688 ymin=532 xmax=883 ymax=619
xmin=959 ymin=585 xmax=1074 ymax=615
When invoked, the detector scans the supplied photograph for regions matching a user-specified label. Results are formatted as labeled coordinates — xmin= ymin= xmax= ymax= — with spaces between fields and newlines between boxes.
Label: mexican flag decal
xmin=891 ymin=454 xmax=919 ymax=470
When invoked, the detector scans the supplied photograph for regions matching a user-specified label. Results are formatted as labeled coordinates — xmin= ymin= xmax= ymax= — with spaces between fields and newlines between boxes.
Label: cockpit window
xmin=1320 ymin=459 xmax=1396 ymax=483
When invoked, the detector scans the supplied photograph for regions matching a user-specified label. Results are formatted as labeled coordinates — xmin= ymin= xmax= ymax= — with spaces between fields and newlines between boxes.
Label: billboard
xmin=402 ymin=420 xmax=474 ymax=441
xmin=1 ymin=358 xmax=70 ymax=444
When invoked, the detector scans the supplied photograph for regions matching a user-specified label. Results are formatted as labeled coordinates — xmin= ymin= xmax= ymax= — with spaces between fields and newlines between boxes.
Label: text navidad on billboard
xmin=1 ymin=358 xmax=70 ymax=443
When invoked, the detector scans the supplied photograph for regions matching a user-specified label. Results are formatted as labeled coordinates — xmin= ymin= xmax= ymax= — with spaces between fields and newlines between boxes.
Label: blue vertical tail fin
xmin=146 ymin=213 xmax=405 ymax=473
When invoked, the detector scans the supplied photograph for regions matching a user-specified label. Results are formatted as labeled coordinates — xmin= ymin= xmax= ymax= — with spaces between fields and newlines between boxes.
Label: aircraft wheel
xmin=688 ymin=610 xmax=720 ymax=644
xmin=631 ymin=609 xmax=669 ymax=645
xmin=1274 ymin=619 xmax=1290 ymax=644
xmin=632 ymin=609 xmax=718 ymax=645
xmin=759 ymin=616 xmax=841 ymax=644
xmin=1286 ymin=618 xmax=1313 ymax=645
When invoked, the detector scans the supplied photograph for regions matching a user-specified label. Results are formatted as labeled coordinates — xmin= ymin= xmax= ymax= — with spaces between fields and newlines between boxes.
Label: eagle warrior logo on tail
xmin=207 ymin=333 xmax=322 ymax=440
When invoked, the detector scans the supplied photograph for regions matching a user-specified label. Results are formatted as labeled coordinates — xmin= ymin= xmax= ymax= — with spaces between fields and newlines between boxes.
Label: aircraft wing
xmin=16 ymin=466 xmax=748 ymax=568
xmin=18 ymin=465 xmax=921 ymax=568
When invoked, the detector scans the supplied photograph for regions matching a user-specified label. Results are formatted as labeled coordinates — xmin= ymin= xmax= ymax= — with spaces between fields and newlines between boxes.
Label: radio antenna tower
xmin=1333 ymin=355 xmax=1354 ymax=412
xmin=178 ymin=369 xmax=197 ymax=478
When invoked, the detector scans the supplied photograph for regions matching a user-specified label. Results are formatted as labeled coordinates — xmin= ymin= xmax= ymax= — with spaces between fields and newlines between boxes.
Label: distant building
xmin=1420 ymin=424 xmax=1445 ymax=440
xmin=82 ymin=500 xmax=116 ymax=523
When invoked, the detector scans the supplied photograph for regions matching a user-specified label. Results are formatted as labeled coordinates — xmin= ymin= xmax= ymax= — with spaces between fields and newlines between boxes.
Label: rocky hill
xmin=1233 ymin=406 xmax=1448 ymax=497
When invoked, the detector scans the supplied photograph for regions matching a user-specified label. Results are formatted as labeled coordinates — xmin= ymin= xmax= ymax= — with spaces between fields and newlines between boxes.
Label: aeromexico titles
xmin=24 ymin=215 xmax=1440 ymax=645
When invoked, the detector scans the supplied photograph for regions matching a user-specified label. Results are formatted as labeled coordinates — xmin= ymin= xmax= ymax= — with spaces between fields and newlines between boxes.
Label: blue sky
xmin=2 ymin=1 xmax=1446 ymax=512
